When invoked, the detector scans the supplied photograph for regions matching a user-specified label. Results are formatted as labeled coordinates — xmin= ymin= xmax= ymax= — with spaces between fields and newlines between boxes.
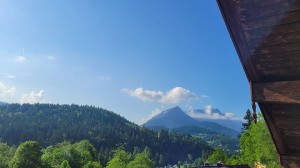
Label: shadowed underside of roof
xmin=217 ymin=0 xmax=300 ymax=167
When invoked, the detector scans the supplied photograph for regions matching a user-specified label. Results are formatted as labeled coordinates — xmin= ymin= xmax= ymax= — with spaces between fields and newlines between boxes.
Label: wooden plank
xmin=255 ymin=60 xmax=300 ymax=69
xmin=253 ymin=81 xmax=300 ymax=104
xmin=244 ymin=22 xmax=300 ymax=39
xmin=241 ymin=11 xmax=300 ymax=31
xmin=217 ymin=0 xmax=260 ymax=82
xmin=250 ymin=41 xmax=300 ymax=55
xmin=247 ymin=31 xmax=300 ymax=49
xmin=254 ymin=50 xmax=300 ymax=62
xmin=280 ymin=155 xmax=300 ymax=168
xmin=256 ymin=67 xmax=300 ymax=82
xmin=240 ymin=0 xmax=282 ymax=9
xmin=239 ymin=0 xmax=300 ymax=21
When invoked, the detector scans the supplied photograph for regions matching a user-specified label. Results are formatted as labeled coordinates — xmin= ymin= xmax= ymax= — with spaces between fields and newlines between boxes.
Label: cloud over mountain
xmin=188 ymin=105 xmax=242 ymax=121
xmin=122 ymin=87 xmax=197 ymax=104
xmin=20 ymin=90 xmax=45 ymax=104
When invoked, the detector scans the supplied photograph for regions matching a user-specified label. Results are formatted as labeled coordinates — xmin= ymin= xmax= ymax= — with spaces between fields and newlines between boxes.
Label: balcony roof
xmin=217 ymin=0 xmax=300 ymax=167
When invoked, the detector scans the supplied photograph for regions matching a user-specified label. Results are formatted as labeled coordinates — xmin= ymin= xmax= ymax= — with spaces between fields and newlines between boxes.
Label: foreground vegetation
xmin=0 ymin=103 xmax=212 ymax=166
xmin=0 ymin=140 xmax=157 ymax=168
xmin=207 ymin=112 xmax=280 ymax=168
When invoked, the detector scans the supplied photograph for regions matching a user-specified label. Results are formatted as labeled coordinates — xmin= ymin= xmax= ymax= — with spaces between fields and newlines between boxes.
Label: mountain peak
xmin=144 ymin=106 xmax=240 ymax=136
xmin=144 ymin=106 xmax=198 ymax=128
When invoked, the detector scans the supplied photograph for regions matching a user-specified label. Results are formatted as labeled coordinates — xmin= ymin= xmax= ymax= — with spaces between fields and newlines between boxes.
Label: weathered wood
xmin=217 ymin=1 xmax=300 ymax=166
xmin=280 ymin=155 xmax=300 ymax=168
xmin=256 ymin=68 xmax=300 ymax=82
xmin=254 ymin=50 xmax=300 ymax=62
xmin=241 ymin=11 xmax=300 ymax=31
xmin=267 ymin=104 xmax=300 ymax=154
xmin=250 ymin=41 xmax=300 ymax=55
xmin=239 ymin=0 xmax=282 ymax=9
xmin=255 ymin=59 xmax=300 ymax=69
xmin=247 ymin=31 xmax=300 ymax=49
xmin=239 ymin=0 xmax=300 ymax=21
xmin=244 ymin=22 xmax=300 ymax=39
xmin=217 ymin=0 xmax=260 ymax=82
xmin=253 ymin=81 xmax=300 ymax=103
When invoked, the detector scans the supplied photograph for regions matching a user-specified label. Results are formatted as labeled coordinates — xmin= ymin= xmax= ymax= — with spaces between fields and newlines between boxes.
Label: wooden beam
xmin=239 ymin=0 xmax=300 ymax=21
xmin=280 ymin=155 xmax=300 ymax=168
xmin=252 ymin=80 xmax=300 ymax=104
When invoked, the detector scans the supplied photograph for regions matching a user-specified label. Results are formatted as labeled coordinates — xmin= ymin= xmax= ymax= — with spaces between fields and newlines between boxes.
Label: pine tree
xmin=242 ymin=109 xmax=253 ymax=132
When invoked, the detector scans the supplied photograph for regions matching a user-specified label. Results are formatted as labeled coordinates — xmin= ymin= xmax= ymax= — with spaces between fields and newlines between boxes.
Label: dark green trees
xmin=10 ymin=141 xmax=43 ymax=168
xmin=0 ymin=103 xmax=212 ymax=165
xmin=242 ymin=109 xmax=253 ymax=132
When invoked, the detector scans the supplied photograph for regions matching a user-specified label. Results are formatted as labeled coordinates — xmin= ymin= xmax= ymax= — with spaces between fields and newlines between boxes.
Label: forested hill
xmin=0 ymin=103 xmax=212 ymax=165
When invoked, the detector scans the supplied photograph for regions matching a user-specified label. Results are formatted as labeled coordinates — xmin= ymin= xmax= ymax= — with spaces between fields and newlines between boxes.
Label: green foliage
xmin=226 ymin=154 xmax=241 ymax=165
xmin=0 ymin=142 xmax=14 ymax=168
xmin=239 ymin=114 xmax=280 ymax=167
xmin=222 ymin=113 xmax=280 ymax=167
xmin=42 ymin=140 xmax=98 ymax=168
xmin=242 ymin=109 xmax=253 ymax=132
xmin=0 ymin=103 xmax=212 ymax=166
xmin=127 ymin=149 xmax=155 ymax=168
xmin=60 ymin=160 xmax=71 ymax=168
xmin=207 ymin=147 xmax=227 ymax=164
xmin=83 ymin=161 xmax=102 ymax=168
xmin=10 ymin=141 xmax=43 ymax=168
xmin=106 ymin=147 xmax=131 ymax=168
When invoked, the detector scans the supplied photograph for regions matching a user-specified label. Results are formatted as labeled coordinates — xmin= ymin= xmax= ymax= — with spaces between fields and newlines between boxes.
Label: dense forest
xmin=149 ymin=125 xmax=239 ymax=152
xmin=0 ymin=103 xmax=212 ymax=166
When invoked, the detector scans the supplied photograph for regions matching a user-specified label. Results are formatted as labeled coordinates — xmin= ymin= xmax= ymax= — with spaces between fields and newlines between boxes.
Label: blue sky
xmin=0 ymin=0 xmax=251 ymax=124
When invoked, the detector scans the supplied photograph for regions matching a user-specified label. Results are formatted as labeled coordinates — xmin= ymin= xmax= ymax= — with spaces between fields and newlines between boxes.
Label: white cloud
xmin=122 ymin=87 xmax=197 ymax=104
xmin=48 ymin=56 xmax=55 ymax=60
xmin=15 ymin=56 xmax=26 ymax=62
xmin=20 ymin=90 xmax=44 ymax=104
xmin=0 ymin=82 xmax=16 ymax=101
xmin=188 ymin=105 xmax=242 ymax=121
xmin=1 ymin=73 xmax=16 ymax=79
xmin=142 ymin=108 xmax=162 ymax=123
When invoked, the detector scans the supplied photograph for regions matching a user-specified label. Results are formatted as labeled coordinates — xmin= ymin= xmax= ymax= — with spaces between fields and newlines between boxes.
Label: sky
xmin=0 ymin=0 xmax=251 ymax=125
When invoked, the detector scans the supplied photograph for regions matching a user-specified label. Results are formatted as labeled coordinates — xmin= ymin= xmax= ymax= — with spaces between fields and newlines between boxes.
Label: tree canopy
xmin=10 ymin=141 xmax=43 ymax=168
xmin=0 ymin=103 xmax=212 ymax=165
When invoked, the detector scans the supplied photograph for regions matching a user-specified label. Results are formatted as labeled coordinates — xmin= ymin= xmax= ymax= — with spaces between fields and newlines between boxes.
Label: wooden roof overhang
xmin=217 ymin=0 xmax=300 ymax=167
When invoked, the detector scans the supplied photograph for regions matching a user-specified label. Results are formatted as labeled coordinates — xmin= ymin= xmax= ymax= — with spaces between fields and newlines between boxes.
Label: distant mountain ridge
xmin=0 ymin=101 xmax=7 ymax=105
xmin=143 ymin=106 xmax=239 ymax=136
